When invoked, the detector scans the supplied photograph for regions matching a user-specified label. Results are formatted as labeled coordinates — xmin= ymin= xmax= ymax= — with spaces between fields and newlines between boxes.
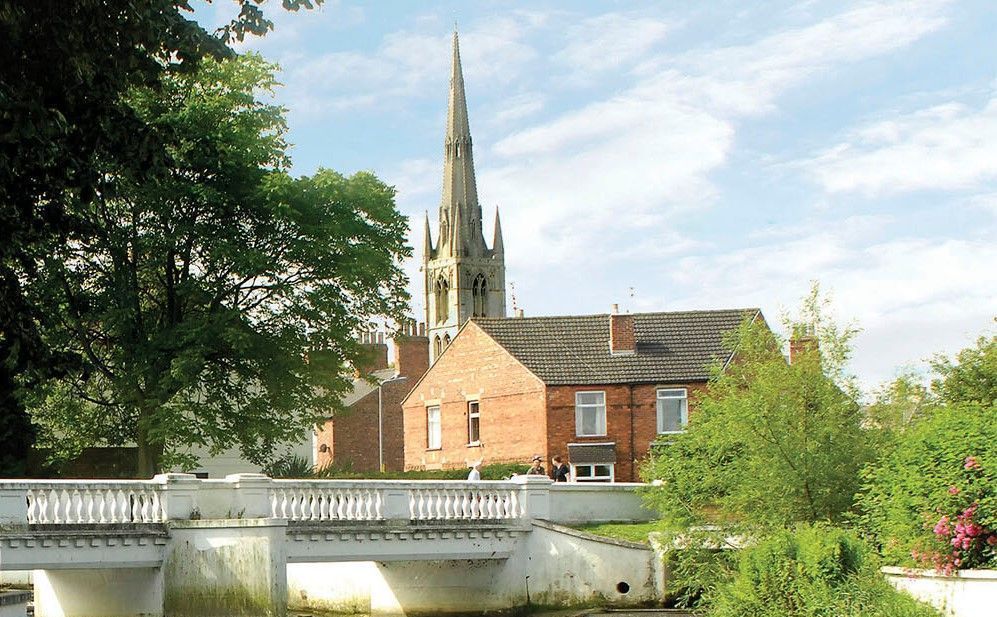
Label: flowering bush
xmin=910 ymin=457 xmax=997 ymax=574
xmin=857 ymin=403 xmax=997 ymax=572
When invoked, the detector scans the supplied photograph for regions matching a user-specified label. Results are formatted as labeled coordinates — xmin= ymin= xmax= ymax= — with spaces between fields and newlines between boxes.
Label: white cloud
xmin=666 ymin=219 xmax=997 ymax=391
xmin=555 ymin=13 xmax=670 ymax=76
xmin=479 ymin=1 xmax=949 ymax=272
xmin=806 ymin=96 xmax=997 ymax=195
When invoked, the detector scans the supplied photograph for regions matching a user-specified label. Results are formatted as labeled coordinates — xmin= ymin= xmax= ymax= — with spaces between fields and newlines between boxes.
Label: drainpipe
xmin=629 ymin=384 xmax=636 ymax=482
xmin=378 ymin=384 xmax=384 ymax=472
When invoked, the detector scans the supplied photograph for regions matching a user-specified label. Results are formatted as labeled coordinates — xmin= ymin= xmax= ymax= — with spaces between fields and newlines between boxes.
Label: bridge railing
xmin=0 ymin=480 xmax=165 ymax=525
xmin=0 ymin=474 xmax=650 ymax=527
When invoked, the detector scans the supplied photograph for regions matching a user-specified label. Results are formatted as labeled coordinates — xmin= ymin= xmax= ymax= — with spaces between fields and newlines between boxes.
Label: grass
xmin=572 ymin=520 xmax=662 ymax=545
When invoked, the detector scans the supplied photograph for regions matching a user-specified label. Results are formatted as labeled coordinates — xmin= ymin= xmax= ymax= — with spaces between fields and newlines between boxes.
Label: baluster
xmin=97 ymin=490 xmax=107 ymax=523
xmin=152 ymin=491 xmax=163 ymax=522
xmin=374 ymin=490 xmax=383 ymax=520
xmin=71 ymin=489 xmax=82 ymax=523
xmin=408 ymin=490 xmax=416 ymax=520
xmin=140 ymin=490 xmax=150 ymax=522
xmin=308 ymin=490 xmax=317 ymax=521
xmin=335 ymin=490 xmax=346 ymax=519
xmin=270 ymin=490 xmax=278 ymax=518
xmin=83 ymin=489 xmax=93 ymax=523
xmin=60 ymin=489 xmax=72 ymax=523
xmin=109 ymin=489 xmax=121 ymax=523
xmin=317 ymin=490 xmax=328 ymax=520
xmin=120 ymin=489 xmax=129 ymax=522
xmin=279 ymin=489 xmax=289 ymax=519
xmin=36 ymin=490 xmax=47 ymax=524
xmin=26 ymin=490 xmax=37 ymax=523
xmin=129 ymin=490 xmax=140 ymax=522
xmin=364 ymin=489 xmax=374 ymax=520
xmin=50 ymin=489 xmax=62 ymax=524
xmin=418 ymin=490 xmax=428 ymax=520
xmin=435 ymin=490 xmax=444 ymax=520
xmin=459 ymin=492 xmax=469 ymax=519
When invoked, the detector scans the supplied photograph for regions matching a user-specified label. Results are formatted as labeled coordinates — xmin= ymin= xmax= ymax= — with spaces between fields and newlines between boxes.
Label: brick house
xmin=401 ymin=308 xmax=763 ymax=482
xmin=316 ymin=324 xmax=429 ymax=472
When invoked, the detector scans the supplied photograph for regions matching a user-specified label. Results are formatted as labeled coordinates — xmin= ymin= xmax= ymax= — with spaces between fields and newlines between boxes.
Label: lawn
xmin=572 ymin=521 xmax=662 ymax=545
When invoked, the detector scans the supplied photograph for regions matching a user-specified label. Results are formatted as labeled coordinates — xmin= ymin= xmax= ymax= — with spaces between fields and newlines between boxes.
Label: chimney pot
xmin=515 ymin=308 xmax=524 ymax=318
xmin=611 ymin=303 xmax=619 ymax=314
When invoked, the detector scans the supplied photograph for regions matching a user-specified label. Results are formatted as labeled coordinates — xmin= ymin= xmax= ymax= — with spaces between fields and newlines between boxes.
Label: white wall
xmin=287 ymin=519 xmax=664 ymax=615
xmin=883 ymin=567 xmax=997 ymax=617
xmin=179 ymin=431 xmax=314 ymax=478
xmin=33 ymin=569 xmax=163 ymax=617
xmin=548 ymin=483 xmax=656 ymax=524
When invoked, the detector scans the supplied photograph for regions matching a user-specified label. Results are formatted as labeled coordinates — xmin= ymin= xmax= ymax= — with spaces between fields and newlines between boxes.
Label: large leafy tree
xmin=27 ymin=55 xmax=409 ymax=476
xmin=642 ymin=286 xmax=872 ymax=529
xmin=0 ymin=0 xmax=320 ymax=475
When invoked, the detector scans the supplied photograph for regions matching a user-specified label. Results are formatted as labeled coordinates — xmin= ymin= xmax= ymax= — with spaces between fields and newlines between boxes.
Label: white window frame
xmin=467 ymin=400 xmax=480 ymax=445
xmin=656 ymin=388 xmax=688 ymax=434
xmin=575 ymin=391 xmax=607 ymax=437
xmin=572 ymin=463 xmax=615 ymax=483
xmin=426 ymin=405 xmax=441 ymax=450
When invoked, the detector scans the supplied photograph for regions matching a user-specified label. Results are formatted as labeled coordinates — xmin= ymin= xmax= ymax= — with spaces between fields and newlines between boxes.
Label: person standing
xmin=551 ymin=455 xmax=570 ymax=482
xmin=467 ymin=460 xmax=481 ymax=481
xmin=527 ymin=455 xmax=546 ymax=476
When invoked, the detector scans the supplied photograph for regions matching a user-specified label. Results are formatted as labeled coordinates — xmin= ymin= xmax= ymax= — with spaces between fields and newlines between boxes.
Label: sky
xmin=194 ymin=0 xmax=996 ymax=395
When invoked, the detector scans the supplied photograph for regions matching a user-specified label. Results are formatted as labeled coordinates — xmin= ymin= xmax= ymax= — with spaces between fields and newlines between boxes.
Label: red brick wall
xmin=394 ymin=335 xmax=429 ymax=379
xmin=545 ymin=382 xmax=709 ymax=482
xmin=402 ymin=322 xmax=546 ymax=471
xmin=610 ymin=314 xmax=635 ymax=354
xmin=316 ymin=375 xmax=414 ymax=473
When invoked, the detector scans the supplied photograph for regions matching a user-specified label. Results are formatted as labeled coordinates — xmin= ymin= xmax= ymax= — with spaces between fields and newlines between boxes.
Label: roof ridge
xmin=473 ymin=307 xmax=759 ymax=323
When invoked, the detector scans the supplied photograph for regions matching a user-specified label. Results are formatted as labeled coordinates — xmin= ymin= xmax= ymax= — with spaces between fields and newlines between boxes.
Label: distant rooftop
xmin=472 ymin=308 xmax=760 ymax=385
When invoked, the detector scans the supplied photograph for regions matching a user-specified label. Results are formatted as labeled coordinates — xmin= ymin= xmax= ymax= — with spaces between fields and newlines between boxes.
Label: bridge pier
xmin=162 ymin=519 xmax=287 ymax=617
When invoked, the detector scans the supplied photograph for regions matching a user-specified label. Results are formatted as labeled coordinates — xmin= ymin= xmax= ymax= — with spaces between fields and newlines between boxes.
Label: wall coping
xmin=168 ymin=517 xmax=289 ymax=529
xmin=882 ymin=566 xmax=997 ymax=581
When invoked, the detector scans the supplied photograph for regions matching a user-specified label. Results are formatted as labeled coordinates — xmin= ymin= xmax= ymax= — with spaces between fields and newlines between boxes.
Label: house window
xmin=467 ymin=401 xmax=480 ymax=444
xmin=656 ymin=388 xmax=688 ymax=434
xmin=575 ymin=391 xmax=606 ymax=436
xmin=572 ymin=463 xmax=614 ymax=482
xmin=427 ymin=405 xmax=441 ymax=450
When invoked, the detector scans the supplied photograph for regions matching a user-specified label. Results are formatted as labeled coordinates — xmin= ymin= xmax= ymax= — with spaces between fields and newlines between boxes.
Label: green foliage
xmin=264 ymin=456 xmax=529 ymax=481
xmin=930 ymin=334 xmax=996 ymax=407
xmin=26 ymin=55 xmax=410 ymax=476
xmin=708 ymin=526 xmax=940 ymax=617
xmin=641 ymin=284 xmax=871 ymax=529
xmin=856 ymin=403 xmax=997 ymax=570
xmin=1 ymin=0 xmax=320 ymax=478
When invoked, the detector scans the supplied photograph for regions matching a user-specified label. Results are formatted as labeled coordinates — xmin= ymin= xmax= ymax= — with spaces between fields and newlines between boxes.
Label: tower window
xmin=472 ymin=274 xmax=488 ymax=317
xmin=434 ymin=335 xmax=442 ymax=359
xmin=443 ymin=333 xmax=451 ymax=348
xmin=435 ymin=275 xmax=450 ymax=324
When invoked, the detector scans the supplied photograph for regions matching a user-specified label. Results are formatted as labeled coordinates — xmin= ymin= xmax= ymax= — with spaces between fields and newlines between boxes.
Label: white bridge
xmin=0 ymin=475 xmax=655 ymax=617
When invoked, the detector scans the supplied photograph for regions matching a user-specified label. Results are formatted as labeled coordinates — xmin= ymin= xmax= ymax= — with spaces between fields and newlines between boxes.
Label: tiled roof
xmin=472 ymin=309 xmax=759 ymax=385
xmin=341 ymin=368 xmax=399 ymax=408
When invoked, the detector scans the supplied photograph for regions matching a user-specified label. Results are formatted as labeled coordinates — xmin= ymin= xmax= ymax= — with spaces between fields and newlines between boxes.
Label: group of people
xmin=467 ymin=455 xmax=571 ymax=482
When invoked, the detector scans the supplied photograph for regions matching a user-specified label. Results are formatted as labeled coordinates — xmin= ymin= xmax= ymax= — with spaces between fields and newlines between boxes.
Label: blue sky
xmin=196 ymin=0 xmax=996 ymax=393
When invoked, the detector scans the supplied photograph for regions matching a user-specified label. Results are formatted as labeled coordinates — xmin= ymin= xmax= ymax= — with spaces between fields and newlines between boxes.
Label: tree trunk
xmin=135 ymin=422 xmax=164 ymax=478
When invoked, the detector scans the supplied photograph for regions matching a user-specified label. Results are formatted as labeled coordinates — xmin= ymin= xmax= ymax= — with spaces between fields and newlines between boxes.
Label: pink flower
xmin=964 ymin=456 xmax=981 ymax=470
xmin=949 ymin=486 xmax=961 ymax=495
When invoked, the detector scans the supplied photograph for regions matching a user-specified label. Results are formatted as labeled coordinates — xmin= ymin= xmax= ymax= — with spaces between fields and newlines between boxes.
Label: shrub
xmin=264 ymin=455 xmax=528 ymax=481
xmin=708 ymin=526 xmax=940 ymax=617
xmin=856 ymin=403 xmax=997 ymax=572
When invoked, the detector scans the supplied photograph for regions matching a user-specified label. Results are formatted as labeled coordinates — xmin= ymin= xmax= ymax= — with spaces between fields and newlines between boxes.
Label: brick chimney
xmin=609 ymin=304 xmax=636 ymax=355
xmin=355 ymin=331 xmax=389 ymax=377
xmin=789 ymin=325 xmax=818 ymax=364
xmin=393 ymin=320 xmax=429 ymax=379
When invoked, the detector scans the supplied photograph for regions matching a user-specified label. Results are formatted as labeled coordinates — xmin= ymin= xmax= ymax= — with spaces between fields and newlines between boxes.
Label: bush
xmin=856 ymin=403 xmax=997 ymax=572
xmin=708 ymin=526 xmax=940 ymax=617
xmin=264 ymin=455 xmax=529 ymax=481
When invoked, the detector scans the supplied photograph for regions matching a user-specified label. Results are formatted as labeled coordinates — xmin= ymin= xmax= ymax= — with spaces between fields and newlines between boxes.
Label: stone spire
xmin=424 ymin=29 xmax=507 ymax=364
xmin=422 ymin=211 xmax=433 ymax=262
xmin=439 ymin=29 xmax=482 ymax=258
xmin=492 ymin=206 xmax=504 ymax=256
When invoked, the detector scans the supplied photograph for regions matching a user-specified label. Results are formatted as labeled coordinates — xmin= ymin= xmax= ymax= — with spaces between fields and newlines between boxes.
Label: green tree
xmin=27 ymin=55 xmax=409 ymax=476
xmin=930 ymin=333 xmax=996 ymax=407
xmin=642 ymin=285 xmax=871 ymax=529
xmin=1 ymin=0 xmax=320 ymax=475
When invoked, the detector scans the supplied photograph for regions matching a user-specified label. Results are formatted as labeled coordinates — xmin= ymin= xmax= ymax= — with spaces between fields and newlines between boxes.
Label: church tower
xmin=424 ymin=30 xmax=507 ymax=363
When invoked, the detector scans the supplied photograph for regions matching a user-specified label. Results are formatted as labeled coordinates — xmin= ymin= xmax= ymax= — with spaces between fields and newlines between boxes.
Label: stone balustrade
xmin=1 ymin=474 xmax=651 ymax=528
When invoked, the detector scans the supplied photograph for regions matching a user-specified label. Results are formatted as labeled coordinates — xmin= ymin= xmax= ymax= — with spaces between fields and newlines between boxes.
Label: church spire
xmin=440 ymin=29 xmax=480 ymax=257
xmin=492 ymin=206 xmax=504 ymax=256
xmin=422 ymin=211 xmax=433 ymax=262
